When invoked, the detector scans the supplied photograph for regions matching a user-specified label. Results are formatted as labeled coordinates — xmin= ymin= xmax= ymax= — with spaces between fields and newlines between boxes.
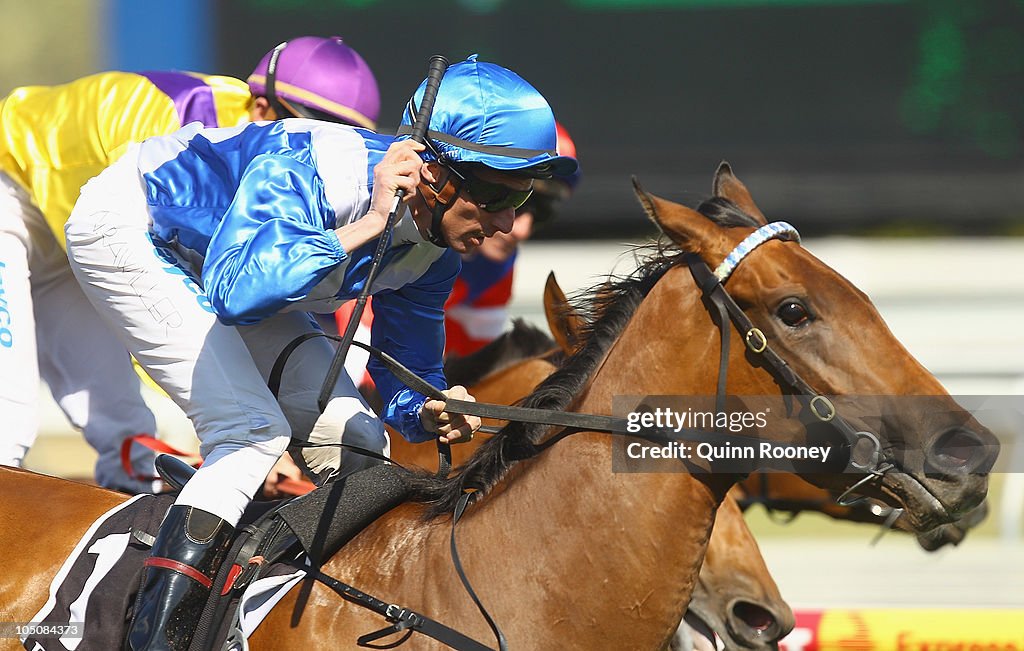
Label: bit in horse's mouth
xmin=878 ymin=464 xmax=951 ymax=531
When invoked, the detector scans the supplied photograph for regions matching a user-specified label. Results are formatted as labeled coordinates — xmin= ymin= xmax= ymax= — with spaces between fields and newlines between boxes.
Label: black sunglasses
xmin=444 ymin=164 xmax=534 ymax=213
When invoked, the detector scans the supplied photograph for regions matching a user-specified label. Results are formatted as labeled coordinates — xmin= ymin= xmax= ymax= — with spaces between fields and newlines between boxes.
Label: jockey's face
xmin=414 ymin=163 xmax=533 ymax=254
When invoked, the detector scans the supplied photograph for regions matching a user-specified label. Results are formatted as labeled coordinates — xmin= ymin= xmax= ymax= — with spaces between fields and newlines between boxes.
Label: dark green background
xmin=217 ymin=0 xmax=1024 ymax=236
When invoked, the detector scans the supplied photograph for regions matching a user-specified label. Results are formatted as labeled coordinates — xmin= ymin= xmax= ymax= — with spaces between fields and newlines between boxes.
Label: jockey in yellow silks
xmin=0 ymin=36 xmax=380 ymax=493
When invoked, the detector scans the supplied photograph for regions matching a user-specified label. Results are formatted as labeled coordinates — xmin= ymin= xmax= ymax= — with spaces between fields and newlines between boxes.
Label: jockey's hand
xmin=367 ymin=139 xmax=426 ymax=228
xmin=335 ymin=140 xmax=425 ymax=253
xmin=420 ymin=385 xmax=481 ymax=444
xmin=262 ymin=452 xmax=304 ymax=499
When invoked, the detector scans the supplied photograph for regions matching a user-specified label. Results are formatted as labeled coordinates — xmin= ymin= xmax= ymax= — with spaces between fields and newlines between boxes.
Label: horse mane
xmin=443 ymin=319 xmax=556 ymax=388
xmin=403 ymin=196 xmax=760 ymax=518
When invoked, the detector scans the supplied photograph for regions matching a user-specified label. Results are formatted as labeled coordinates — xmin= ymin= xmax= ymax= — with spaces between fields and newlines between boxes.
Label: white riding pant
xmin=0 ymin=171 xmax=158 ymax=492
xmin=65 ymin=147 xmax=389 ymax=526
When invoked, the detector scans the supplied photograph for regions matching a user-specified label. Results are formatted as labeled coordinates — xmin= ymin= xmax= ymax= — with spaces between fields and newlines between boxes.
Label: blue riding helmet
xmin=398 ymin=55 xmax=577 ymax=179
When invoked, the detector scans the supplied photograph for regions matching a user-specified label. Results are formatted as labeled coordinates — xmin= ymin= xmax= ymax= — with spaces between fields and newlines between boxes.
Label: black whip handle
xmin=409 ymin=55 xmax=449 ymax=145
xmin=317 ymin=55 xmax=450 ymax=413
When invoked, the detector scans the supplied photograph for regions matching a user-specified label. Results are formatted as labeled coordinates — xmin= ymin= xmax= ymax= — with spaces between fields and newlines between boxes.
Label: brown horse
xmin=0 ymin=468 xmax=128 ymax=651
xmin=542 ymin=270 xmax=990 ymax=552
xmin=253 ymin=163 xmax=993 ymax=647
xmin=396 ymin=344 xmax=793 ymax=649
xmin=0 ymin=164 xmax=996 ymax=650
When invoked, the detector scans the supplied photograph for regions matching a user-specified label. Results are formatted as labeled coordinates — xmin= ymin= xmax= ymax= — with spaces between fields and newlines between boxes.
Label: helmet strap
xmin=417 ymin=171 xmax=463 ymax=249
xmin=264 ymin=41 xmax=293 ymax=119
xmin=427 ymin=202 xmax=449 ymax=248
xmin=262 ymin=40 xmax=360 ymax=126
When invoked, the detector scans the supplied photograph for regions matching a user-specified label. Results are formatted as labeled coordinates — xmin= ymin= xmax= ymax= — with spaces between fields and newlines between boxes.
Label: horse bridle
xmin=682 ymin=222 xmax=897 ymax=504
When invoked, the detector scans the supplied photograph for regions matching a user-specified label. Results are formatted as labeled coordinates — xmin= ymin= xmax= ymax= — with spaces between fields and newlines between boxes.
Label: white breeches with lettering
xmin=64 ymin=147 xmax=389 ymax=526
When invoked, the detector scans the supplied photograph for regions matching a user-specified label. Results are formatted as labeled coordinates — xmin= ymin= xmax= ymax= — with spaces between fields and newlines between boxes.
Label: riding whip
xmin=317 ymin=55 xmax=450 ymax=413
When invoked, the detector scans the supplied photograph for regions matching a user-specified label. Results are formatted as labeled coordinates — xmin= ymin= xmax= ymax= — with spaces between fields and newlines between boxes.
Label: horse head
xmin=628 ymin=162 xmax=997 ymax=532
xmin=366 ymin=164 xmax=999 ymax=648
xmin=678 ymin=496 xmax=795 ymax=650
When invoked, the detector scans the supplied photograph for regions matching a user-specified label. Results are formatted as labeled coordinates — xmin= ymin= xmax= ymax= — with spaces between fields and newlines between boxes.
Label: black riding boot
xmin=125 ymin=505 xmax=234 ymax=651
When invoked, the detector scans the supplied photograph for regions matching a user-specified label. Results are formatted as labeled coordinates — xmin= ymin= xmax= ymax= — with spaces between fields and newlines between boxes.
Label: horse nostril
xmin=731 ymin=600 xmax=778 ymax=636
xmin=930 ymin=428 xmax=985 ymax=470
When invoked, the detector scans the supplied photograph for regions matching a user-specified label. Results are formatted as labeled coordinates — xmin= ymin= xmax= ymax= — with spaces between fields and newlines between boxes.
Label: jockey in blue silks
xmin=65 ymin=55 xmax=577 ymax=651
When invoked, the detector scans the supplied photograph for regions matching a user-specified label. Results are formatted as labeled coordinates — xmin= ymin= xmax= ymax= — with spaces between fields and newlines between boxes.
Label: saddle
xmin=159 ymin=456 xmax=412 ymax=651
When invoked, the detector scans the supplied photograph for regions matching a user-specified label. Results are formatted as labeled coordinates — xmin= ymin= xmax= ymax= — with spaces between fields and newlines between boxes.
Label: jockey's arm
xmin=201 ymin=154 xmax=350 ymax=325
xmin=369 ymin=252 xmax=465 ymax=443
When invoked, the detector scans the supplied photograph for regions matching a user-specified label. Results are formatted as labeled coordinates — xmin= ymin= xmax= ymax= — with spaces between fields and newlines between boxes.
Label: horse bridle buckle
xmin=744 ymin=328 xmax=767 ymax=353
xmin=386 ymin=604 xmax=424 ymax=627
xmin=809 ymin=395 xmax=836 ymax=422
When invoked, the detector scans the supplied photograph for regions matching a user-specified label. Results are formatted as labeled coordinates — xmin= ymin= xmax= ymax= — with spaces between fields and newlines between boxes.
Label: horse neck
xmin=401 ymin=269 xmax=760 ymax=645
xmin=476 ymin=432 xmax=722 ymax=645
xmin=700 ymin=496 xmax=785 ymax=608
xmin=429 ymin=264 xmax=785 ymax=643
xmin=322 ymin=444 xmax=721 ymax=647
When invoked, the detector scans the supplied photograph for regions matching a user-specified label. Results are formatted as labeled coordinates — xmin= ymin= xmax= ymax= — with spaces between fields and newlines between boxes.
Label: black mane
xmin=402 ymin=196 xmax=758 ymax=517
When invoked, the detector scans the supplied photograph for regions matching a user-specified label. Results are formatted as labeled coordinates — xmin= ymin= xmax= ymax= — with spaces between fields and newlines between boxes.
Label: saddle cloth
xmin=21 ymin=494 xmax=301 ymax=651
xmin=23 ymin=463 xmax=412 ymax=651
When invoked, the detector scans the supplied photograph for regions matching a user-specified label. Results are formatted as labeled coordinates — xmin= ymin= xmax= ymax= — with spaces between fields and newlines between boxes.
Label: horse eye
xmin=776 ymin=300 xmax=811 ymax=327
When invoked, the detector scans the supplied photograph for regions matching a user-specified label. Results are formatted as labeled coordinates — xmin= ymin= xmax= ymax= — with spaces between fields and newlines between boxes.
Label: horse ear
xmin=632 ymin=176 xmax=729 ymax=257
xmin=543 ymin=272 xmax=584 ymax=355
xmin=712 ymin=161 xmax=768 ymax=225
xmin=632 ymin=176 xmax=659 ymax=222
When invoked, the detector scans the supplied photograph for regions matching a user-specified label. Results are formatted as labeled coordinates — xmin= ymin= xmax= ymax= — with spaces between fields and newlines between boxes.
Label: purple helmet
xmin=247 ymin=36 xmax=380 ymax=129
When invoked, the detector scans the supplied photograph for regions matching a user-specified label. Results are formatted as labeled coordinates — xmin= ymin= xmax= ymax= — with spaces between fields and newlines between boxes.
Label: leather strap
xmin=144 ymin=557 xmax=213 ymax=589
xmin=302 ymin=565 xmax=496 ymax=651
xmin=270 ymin=333 xmax=762 ymax=455
xmin=268 ymin=332 xmax=450 ymax=478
